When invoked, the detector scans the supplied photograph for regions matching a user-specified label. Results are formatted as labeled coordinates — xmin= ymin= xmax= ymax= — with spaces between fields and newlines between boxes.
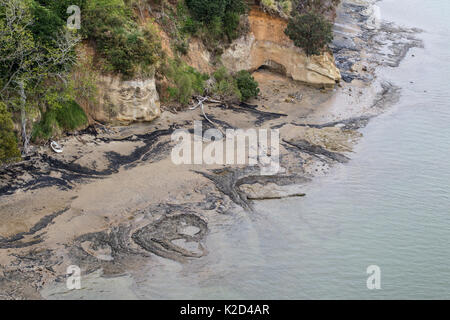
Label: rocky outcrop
xmin=91 ymin=75 xmax=161 ymax=124
xmin=222 ymin=7 xmax=341 ymax=87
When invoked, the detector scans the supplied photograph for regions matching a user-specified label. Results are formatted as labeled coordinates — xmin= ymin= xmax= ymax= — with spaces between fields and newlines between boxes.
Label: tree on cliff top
xmin=184 ymin=0 xmax=246 ymax=42
xmin=0 ymin=0 xmax=80 ymax=154
xmin=284 ymin=11 xmax=333 ymax=56
xmin=293 ymin=0 xmax=341 ymax=15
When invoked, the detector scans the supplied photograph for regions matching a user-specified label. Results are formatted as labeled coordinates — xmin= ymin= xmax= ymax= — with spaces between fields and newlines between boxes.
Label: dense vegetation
xmin=236 ymin=71 xmax=260 ymax=101
xmin=0 ymin=103 xmax=21 ymax=164
xmin=0 ymin=0 xmax=164 ymax=162
xmin=261 ymin=0 xmax=336 ymax=55
xmin=284 ymin=11 xmax=333 ymax=56
xmin=294 ymin=0 xmax=341 ymax=15
xmin=184 ymin=0 xmax=247 ymax=42
xmin=0 ymin=0 xmax=83 ymax=157
xmin=82 ymin=0 xmax=162 ymax=78
xmin=211 ymin=67 xmax=243 ymax=103
xmin=32 ymin=100 xmax=88 ymax=141
xmin=163 ymin=63 xmax=259 ymax=106
xmin=261 ymin=0 xmax=339 ymax=16
xmin=261 ymin=0 xmax=293 ymax=15
xmin=164 ymin=59 xmax=209 ymax=105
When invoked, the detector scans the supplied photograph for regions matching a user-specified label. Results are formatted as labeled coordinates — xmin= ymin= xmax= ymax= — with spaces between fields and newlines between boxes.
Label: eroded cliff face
xmin=222 ymin=8 xmax=341 ymax=87
xmin=85 ymin=6 xmax=340 ymax=124
xmin=92 ymin=75 xmax=161 ymax=124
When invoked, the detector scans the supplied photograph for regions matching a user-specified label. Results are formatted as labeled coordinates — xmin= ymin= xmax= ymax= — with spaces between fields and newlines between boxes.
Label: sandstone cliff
xmin=92 ymin=75 xmax=161 ymax=125
xmin=222 ymin=7 xmax=341 ymax=88
xmin=74 ymin=45 xmax=161 ymax=125
xmin=84 ymin=6 xmax=340 ymax=124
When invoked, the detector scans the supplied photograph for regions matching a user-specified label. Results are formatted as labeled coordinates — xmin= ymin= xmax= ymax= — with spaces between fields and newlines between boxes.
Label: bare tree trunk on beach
xmin=18 ymin=81 xmax=30 ymax=155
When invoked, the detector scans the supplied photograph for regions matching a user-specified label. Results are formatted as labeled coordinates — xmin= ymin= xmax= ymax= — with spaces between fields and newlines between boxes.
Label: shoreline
xmin=0 ymin=0 xmax=423 ymax=299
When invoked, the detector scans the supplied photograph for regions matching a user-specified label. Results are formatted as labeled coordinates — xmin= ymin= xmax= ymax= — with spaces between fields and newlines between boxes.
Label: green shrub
xmin=211 ymin=67 xmax=242 ymax=102
xmin=261 ymin=0 xmax=277 ymax=11
xmin=165 ymin=59 xmax=208 ymax=105
xmin=223 ymin=11 xmax=241 ymax=40
xmin=26 ymin=1 xmax=79 ymax=73
xmin=185 ymin=0 xmax=228 ymax=23
xmin=33 ymin=100 xmax=87 ymax=140
xmin=29 ymin=1 xmax=65 ymax=44
xmin=236 ymin=70 xmax=260 ymax=101
xmin=181 ymin=16 xmax=202 ymax=35
xmin=210 ymin=68 xmax=260 ymax=102
xmin=212 ymin=67 xmax=229 ymax=83
xmin=32 ymin=109 xmax=59 ymax=141
xmin=174 ymin=38 xmax=189 ymax=55
xmin=25 ymin=0 xmax=162 ymax=78
xmin=293 ymin=0 xmax=341 ymax=15
xmin=82 ymin=0 xmax=162 ymax=78
xmin=34 ymin=0 xmax=86 ymax=20
xmin=284 ymin=11 xmax=333 ymax=56
xmin=185 ymin=0 xmax=246 ymax=42
xmin=0 ymin=103 xmax=21 ymax=164
xmin=55 ymin=100 xmax=88 ymax=131
xmin=280 ymin=0 xmax=293 ymax=14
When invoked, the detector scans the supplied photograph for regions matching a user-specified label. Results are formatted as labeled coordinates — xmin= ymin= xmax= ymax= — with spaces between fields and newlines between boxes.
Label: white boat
xmin=50 ymin=141 xmax=63 ymax=153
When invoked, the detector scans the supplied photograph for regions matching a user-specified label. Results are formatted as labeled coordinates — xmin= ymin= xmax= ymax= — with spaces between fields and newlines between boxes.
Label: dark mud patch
xmin=283 ymin=139 xmax=350 ymax=164
xmin=188 ymin=119 xmax=235 ymax=138
xmin=333 ymin=1 xmax=423 ymax=84
xmin=0 ymin=208 xmax=69 ymax=249
xmin=132 ymin=213 xmax=208 ymax=262
xmin=197 ymin=167 xmax=310 ymax=211
xmin=373 ymin=22 xmax=424 ymax=68
xmin=203 ymin=114 xmax=236 ymax=132
xmin=0 ymin=128 xmax=174 ymax=197
xmin=0 ymin=269 xmax=43 ymax=300
xmin=68 ymin=225 xmax=147 ymax=276
xmin=292 ymin=115 xmax=374 ymax=130
xmin=0 ymin=159 xmax=77 ymax=196
xmin=370 ymin=81 xmax=401 ymax=109
xmin=1 ymin=249 xmax=63 ymax=299
xmin=67 ymin=202 xmax=214 ymax=269
xmin=216 ymin=103 xmax=288 ymax=126
xmin=101 ymin=128 xmax=174 ymax=171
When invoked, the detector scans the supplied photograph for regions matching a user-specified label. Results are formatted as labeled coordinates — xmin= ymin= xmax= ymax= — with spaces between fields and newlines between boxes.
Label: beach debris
xmin=132 ymin=213 xmax=208 ymax=262
xmin=190 ymin=96 xmax=224 ymax=134
xmin=50 ymin=141 xmax=63 ymax=153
